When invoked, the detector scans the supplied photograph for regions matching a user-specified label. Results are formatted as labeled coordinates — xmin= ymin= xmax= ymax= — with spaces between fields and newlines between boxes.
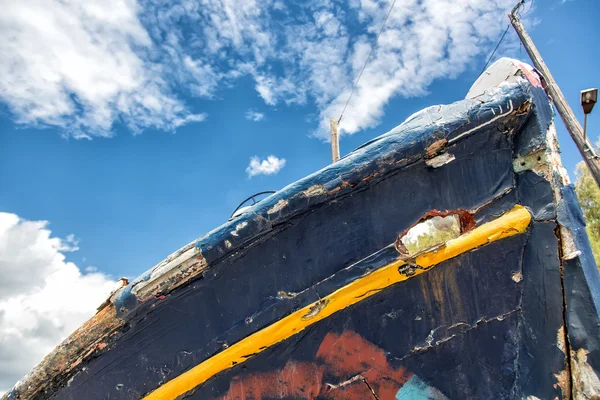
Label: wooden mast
xmin=509 ymin=2 xmax=600 ymax=188
xmin=330 ymin=117 xmax=340 ymax=162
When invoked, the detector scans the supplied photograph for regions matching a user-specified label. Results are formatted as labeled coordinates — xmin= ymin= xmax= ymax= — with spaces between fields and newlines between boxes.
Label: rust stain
xmin=217 ymin=331 xmax=411 ymax=400
xmin=328 ymin=181 xmax=351 ymax=195
xmin=427 ymin=268 xmax=448 ymax=320
xmin=442 ymin=266 xmax=465 ymax=320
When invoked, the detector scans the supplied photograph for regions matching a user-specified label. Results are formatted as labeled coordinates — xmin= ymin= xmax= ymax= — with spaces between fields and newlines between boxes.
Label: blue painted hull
xmin=6 ymin=59 xmax=600 ymax=400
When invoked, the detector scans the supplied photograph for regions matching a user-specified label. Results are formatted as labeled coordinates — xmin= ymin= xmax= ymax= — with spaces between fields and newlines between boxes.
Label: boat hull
xmin=6 ymin=59 xmax=600 ymax=400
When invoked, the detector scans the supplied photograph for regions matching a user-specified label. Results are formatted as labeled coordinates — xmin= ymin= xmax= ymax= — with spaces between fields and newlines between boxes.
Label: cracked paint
xmin=142 ymin=206 xmax=531 ymax=400
xmin=9 ymin=60 xmax=600 ymax=400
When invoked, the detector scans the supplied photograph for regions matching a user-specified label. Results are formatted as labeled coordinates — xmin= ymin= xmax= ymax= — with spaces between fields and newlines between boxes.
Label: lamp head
xmin=581 ymin=88 xmax=598 ymax=115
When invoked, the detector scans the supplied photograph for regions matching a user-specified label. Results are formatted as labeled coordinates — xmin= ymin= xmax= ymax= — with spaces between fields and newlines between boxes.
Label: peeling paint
xmin=277 ymin=291 xmax=298 ymax=299
xmin=559 ymin=226 xmax=580 ymax=262
xmin=554 ymin=326 xmax=571 ymax=399
xmin=512 ymin=272 xmax=523 ymax=283
xmin=132 ymin=246 xmax=207 ymax=300
xmin=425 ymin=152 xmax=455 ymax=168
xmin=571 ymin=348 xmax=600 ymax=399
xmin=513 ymin=149 xmax=549 ymax=177
xmin=230 ymin=221 xmax=248 ymax=237
xmin=425 ymin=138 xmax=448 ymax=158
xmin=267 ymin=199 xmax=288 ymax=214
xmin=302 ymin=185 xmax=328 ymax=197
xmin=302 ymin=299 xmax=329 ymax=320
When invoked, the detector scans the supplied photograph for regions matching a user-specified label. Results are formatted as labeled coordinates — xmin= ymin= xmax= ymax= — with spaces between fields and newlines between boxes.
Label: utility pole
xmin=330 ymin=117 xmax=340 ymax=162
xmin=509 ymin=2 xmax=600 ymax=189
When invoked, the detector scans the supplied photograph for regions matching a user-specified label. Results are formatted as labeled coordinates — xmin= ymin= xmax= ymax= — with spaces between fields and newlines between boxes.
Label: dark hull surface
xmin=6 ymin=59 xmax=600 ymax=400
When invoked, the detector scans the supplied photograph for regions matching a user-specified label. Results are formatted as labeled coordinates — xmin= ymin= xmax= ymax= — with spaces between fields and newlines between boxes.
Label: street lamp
xmin=581 ymin=88 xmax=598 ymax=140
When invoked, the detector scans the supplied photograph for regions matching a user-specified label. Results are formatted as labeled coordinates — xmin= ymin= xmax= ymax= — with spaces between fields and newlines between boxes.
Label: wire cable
xmin=480 ymin=0 xmax=528 ymax=75
xmin=480 ymin=24 xmax=511 ymax=75
xmin=338 ymin=0 xmax=397 ymax=125
xmin=526 ymin=0 xmax=534 ymax=14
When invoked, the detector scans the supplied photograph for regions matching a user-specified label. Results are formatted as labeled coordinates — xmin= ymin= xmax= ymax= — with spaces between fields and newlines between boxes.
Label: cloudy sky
xmin=0 ymin=0 xmax=598 ymax=394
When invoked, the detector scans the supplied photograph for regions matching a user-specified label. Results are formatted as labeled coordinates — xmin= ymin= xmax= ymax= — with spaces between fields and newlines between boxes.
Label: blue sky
xmin=3 ymin=0 xmax=597 ymax=281
xmin=1 ymin=0 xmax=598 ymax=281
xmin=0 ymin=0 xmax=598 ymax=391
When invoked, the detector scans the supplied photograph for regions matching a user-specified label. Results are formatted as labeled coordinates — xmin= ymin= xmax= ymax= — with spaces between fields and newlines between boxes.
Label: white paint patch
xmin=231 ymin=221 xmax=248 ymax=237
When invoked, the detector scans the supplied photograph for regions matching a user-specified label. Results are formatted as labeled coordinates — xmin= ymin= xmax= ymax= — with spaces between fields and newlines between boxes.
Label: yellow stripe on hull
xmin=143 ymin=205 xmax=531 ymax=399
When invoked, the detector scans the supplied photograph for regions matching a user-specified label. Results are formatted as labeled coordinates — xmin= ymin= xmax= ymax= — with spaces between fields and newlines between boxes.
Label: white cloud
xmin=245 ymin=109 xmax=265 ymax=122
xmin=179 ymin=0 xmax=519 ymax=140
xmin=0 ymin=0 xmax=205 ymax=138
xmin=0 ymin=0 xmax=525 ymax=140
xmin=246 ymin=155 xmax=286 ymax=178
xmin=306 ymin=0 xmax=519 ymax=138
xmin=0 ymin=212 xmax=116 ymax=394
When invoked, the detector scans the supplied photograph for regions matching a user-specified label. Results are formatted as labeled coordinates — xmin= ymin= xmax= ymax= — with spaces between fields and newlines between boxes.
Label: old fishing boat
xmin=6 ymin=58 xmax=600 ymax=399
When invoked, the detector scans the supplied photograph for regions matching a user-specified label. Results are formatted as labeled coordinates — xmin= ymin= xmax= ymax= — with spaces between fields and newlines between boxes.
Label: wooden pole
xmin=509 ymin=5 xmax=600 ymax=189
xmin=330 ymin=117 xmax=340 ymax=162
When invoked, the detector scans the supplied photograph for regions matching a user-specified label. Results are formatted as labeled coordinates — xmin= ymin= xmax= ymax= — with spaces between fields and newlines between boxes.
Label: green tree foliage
xmin=403 ymin=216 xmax=461 ymax=256
xmin=405 ymin=230 xmax=458 ymax=255
xmin=574 ymin=161 xmax=600 ymax=267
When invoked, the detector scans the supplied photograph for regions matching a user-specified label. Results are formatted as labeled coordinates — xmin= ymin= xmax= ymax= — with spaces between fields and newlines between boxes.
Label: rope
xmin=338 ymin=0 xmax=397 ymax=125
